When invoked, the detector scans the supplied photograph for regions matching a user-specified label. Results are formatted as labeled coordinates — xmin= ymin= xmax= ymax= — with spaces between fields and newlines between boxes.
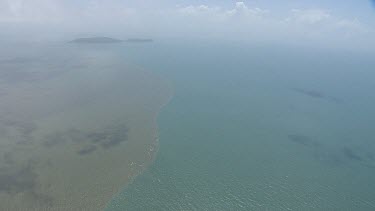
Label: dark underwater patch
xmin=291 ymin=88 xmax=342 ymax=103
xmin=291 ymin=88 xmax=325 ymax=99
xmin=2 ymin=119 xmax=37 ymax=136
xmin=77 ymin=145 xmax=97 ymax=155
xmin=43 ymin=124 xmax=129 ymax=152
xmin=0 ymin=118 xmax=37 ymax=145
xmin=287 ymin=134 xmax=375 ymax=168
xmin=0 ymin=164 xmax=37 ymax=194
xmin=312 ymin=149 xmax=346 ymax=167
xmin=87 ymin=132 xmax=108 ymax=143
xmin=100 ymin=126 xmax=129 ymax=149
xmin=288 ymin=134 xmax=319 ymax=147
xmin=0 ymin=162 xmax=54 ymax=206
xmin=342 ymin=147 xmax=363 ymax=161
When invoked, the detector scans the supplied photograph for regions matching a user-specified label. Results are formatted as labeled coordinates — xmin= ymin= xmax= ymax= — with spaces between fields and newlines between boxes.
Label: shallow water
xmin=106 ymin=41 xmax=375 ymax=210
xmin=0 ymin=43 xmax=171 ymax=210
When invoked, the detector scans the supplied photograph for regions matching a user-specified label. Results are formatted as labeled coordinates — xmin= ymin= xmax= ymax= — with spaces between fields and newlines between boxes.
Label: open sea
xmin=106 ymin=40 xmax=375 ymax=210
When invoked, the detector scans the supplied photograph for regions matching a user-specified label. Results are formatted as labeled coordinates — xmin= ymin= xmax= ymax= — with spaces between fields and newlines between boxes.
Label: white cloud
xmin=178 ymin=5 xmax=219 ymax=15
xmin=171 ymin=3 xmax=372 ymax=47
xmin=336 ymin=19 xmax=367 ymax=32
xmin=226 ymin=1 xmax=268 ymax=18
xmin=287 ymin=9 xmax=331 ymax=25
xmin=283 ymin=8 xmax=370 ymax=40
xmin=176 ymin=4 xmax=224 ymax=22
xmin=177 ymin=2 xmax=268 ymax=21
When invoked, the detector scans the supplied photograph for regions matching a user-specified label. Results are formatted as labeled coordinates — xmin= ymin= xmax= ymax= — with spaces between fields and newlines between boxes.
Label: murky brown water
xmin=0 ymin=44 xmax=172 ymax=210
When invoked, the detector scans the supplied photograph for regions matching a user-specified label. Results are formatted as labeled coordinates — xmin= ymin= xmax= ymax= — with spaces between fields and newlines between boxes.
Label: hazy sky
xmin=1 ymin=0 xmax=374 ymax=49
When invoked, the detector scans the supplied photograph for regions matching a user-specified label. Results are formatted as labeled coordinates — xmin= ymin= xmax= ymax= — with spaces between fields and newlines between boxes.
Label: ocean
xmin=106 ymin=40 xmax=375 ymax=210
xmin=1 ymin=40 xmax=374 ymax=210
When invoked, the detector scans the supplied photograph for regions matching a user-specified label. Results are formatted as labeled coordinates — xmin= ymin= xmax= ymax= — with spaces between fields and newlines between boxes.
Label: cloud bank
xmin=0 ymin=0 xmax=373 ymax=49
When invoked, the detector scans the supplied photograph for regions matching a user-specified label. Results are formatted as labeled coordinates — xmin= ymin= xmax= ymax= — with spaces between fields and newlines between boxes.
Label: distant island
xmin=69 ymin=37 xmax=153 ymax=44
xmin=69 ymin=37 xmax=123 ymax=43
xmin=126 ymin=38 xmax=153 ymax=43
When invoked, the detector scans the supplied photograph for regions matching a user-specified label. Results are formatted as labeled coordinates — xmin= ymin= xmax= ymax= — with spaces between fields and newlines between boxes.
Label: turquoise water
xmin=106 ymin=41 xmax=375 ymax=210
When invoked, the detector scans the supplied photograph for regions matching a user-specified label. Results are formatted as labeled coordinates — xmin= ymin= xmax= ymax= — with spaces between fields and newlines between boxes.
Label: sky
xmin=0 ymin=0 xmax=374 ymax=49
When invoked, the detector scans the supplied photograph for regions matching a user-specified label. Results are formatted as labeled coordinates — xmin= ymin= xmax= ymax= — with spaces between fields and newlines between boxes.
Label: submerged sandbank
xmin=0 ymin=46 xmax=173 ymax=210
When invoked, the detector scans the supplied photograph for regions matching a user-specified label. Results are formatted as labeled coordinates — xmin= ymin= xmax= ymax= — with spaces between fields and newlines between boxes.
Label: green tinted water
xmin=107 ymin=41 xmax=375 ymax=210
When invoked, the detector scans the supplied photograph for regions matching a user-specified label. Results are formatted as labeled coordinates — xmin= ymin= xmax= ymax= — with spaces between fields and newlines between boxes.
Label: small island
xmin=69 ymin=37 xmax=123 ymax=43
xmin=69 ymin=37 xmax=154 ymax=44
xmin=125 ymin=38 xmax=153 ymax=43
